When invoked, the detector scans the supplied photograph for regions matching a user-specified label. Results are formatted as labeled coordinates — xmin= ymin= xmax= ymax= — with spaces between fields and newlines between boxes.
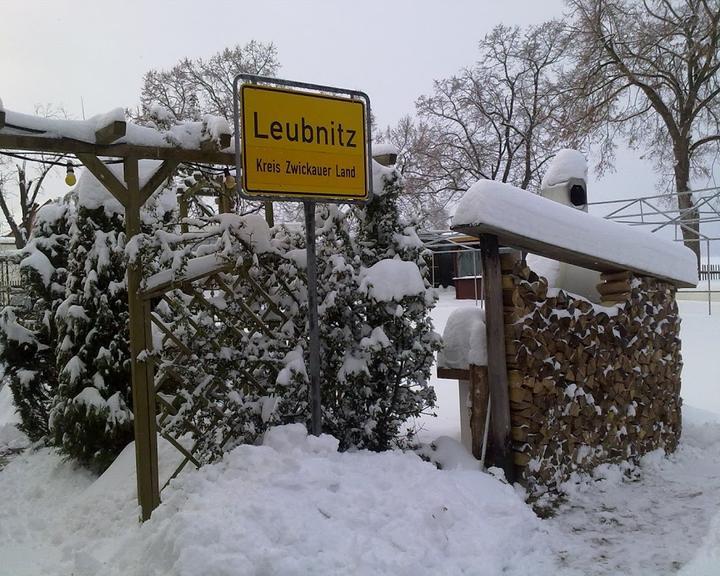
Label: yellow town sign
xmin=240 ymin=84 xmax=369 ymax=201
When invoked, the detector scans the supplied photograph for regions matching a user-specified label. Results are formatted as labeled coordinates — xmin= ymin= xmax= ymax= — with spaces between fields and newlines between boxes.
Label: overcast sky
xmin=2 ymin=0 xmax=717 ymax=243
xmin=3 ymin=0 xmax=568 ymax=127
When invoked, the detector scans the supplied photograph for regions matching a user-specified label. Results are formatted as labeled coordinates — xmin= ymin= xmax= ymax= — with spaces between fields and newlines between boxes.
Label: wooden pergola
xmin=0 ymin=108 xmax=234 ymax=520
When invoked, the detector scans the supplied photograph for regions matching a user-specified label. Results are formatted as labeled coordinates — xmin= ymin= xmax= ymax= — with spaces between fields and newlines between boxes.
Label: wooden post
xmin=124 ymin=157 xmax=160 ymax=520
xmin=458 ymin=377 xmax=472 ymax=451
xmin=178 ymin=194 xmax=189 ymax=234
xmin=469 ymin=364 xmax=489 ymax=461
xmin=264 ymin=201 xmax=275 ymax=227
xmin=480 ymin=234 xmax=515 ymax=482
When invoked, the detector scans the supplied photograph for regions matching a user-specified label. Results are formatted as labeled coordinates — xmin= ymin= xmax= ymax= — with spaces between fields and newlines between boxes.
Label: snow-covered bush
xmin=49 ymin=176 xmax=133 ymax=471
xmin=50 ymin=163 xmax=176 ymax=472
xmin=142 ymin=164 xmax=440 ymax=460
xmin=349 ymin=165 xmax=440 ymax=450
xmin=0 ymin=200 xmax=74 ymax=441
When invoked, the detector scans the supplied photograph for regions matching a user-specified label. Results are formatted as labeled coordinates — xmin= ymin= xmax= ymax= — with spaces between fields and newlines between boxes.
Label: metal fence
xmin=700 ymin=263 xmax=720 ymax=280
xmin=419 ymin=230 xmax=484 ymax=305
xmin=587 ymin=185 xmax=720 ymax=315
xmin=0 ymin=253 xmax=24 ymax=307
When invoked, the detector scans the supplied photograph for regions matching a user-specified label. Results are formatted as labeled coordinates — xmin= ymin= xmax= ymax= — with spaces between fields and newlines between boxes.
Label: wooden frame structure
xmin=0 ymin=111 xmax=234 ymax=520
xmin=450 ymin=207 xmax=696 ymax=482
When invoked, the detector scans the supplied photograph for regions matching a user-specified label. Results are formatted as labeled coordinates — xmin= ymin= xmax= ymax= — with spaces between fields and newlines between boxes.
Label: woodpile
xmin=500 ymin=255 xmax=682 ymax=492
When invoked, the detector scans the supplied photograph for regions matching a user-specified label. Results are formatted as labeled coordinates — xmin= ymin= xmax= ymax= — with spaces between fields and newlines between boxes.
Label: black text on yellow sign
xmin=240 ymin=85 xmax=369 ymax=201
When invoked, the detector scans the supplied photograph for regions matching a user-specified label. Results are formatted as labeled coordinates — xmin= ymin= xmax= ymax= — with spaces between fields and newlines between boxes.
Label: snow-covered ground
xmin=0 ymin=290 xmax=719 ymax=575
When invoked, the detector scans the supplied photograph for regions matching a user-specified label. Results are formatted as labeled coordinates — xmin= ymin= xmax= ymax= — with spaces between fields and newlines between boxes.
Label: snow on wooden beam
xmin=95 ymin=120 xmax=127 ymax=145
xmin=452 ymin=180 xmax=698 ymax=288
xmin=199 ymin=132 xmax=232 ymax=151
xmin=0 ymin=107 xmax=236 ymax=164
xmin=141 ymin=254 xmax=231 ymax=300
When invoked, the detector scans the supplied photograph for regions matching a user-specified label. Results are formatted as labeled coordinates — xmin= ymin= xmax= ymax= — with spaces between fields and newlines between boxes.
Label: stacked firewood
xmin=501 ymin=256 xmax=682 ymax=492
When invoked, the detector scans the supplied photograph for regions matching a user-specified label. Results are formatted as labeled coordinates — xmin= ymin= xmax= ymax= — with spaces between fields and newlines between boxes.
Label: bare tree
xmin=137 ymin=41 xmax=281 ymax=223
xmin=378 ymin=116 xmax=452 ymax=229
xmin=138 ymin=41 xmax=280 ymax=124
xmin=385 ymin=22 xmax=568 ymax=228
xmin=564 ymin=0 xmax=720 ymax=266
xmin=0 ymin=106 xmax=67 ymax=248
xmin=0 ymin=159 xmax=53 ymax=248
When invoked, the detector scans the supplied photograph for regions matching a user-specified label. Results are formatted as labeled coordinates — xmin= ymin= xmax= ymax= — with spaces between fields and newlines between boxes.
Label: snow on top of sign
xmin=541 ymin=149 xmax=588 ymax=188
xmin=359 ymin=259 xmax=426 ymax=302
xmin=453 ymin=179 xmax=698 ymax=287
xmin=437 ymin=307 xmax=487 ymax=369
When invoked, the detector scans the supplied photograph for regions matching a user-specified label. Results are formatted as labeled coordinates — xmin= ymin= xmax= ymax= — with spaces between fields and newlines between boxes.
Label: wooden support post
xmin=480 ymin=234 xmax=515 ymax=482
xmin=264 ymin=201 xmax=275 ymax=227
xmin=124 ymin=157 xmax=160 ymax=520
xmin=178 ymin=194 xmax=189 ymax=234
xmin=469 ymin=364 xmax=489 ymax=461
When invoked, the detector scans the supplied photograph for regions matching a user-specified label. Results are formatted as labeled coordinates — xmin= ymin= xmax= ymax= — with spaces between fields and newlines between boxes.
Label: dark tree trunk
xmin=674 ymin=145 xmax=701 ymax=270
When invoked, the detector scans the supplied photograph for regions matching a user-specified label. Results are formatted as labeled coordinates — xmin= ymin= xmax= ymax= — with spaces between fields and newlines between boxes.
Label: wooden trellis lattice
xmin=139 ymin=237 xmax=305 ymax=488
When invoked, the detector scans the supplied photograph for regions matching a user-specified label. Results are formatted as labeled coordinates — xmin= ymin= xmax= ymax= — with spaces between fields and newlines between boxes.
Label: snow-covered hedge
xmin=136 ymin=162 xmax=440 ymax=463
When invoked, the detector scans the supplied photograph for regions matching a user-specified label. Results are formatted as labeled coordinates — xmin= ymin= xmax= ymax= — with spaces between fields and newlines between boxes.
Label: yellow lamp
xmin=65 ymin=161 xmax=76 ymax=187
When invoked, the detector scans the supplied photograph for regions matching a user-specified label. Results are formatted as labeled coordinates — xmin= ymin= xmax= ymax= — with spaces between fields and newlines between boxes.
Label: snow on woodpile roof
xmin=452 ymin=180 xmax=698 ymax=288
xmin=0 ymin=106 xmax=232 ymax=151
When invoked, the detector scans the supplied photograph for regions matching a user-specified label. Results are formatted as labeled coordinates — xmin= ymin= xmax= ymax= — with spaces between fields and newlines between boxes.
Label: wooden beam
xmin=76 ymin=154 xmax=130 ymax=207
xmin=95 ymin=120 xmax=127 ymax=145
xmin=436 ymin=367 xmax=471 ymax=380
xmin=480 ymin=234 xmax=515 ymax=482
xmin=200 ymin=133 xmax=232 ymax=151
xmin=140 ymin=160 xmax=179 ymax=205
xmin=140 ymin=263 xmax=232 ymax=300
xmin=124 ymin=157 xmax=161 ymax=521
xmin=0 ymin=110 xmax=5 ymax=129
xmin=0 ymin=132 xmax=235 ymax=165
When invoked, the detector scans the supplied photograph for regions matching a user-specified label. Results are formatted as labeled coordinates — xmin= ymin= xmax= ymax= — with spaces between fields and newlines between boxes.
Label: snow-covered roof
xmin=452 ymin=180 xmax=698 ymax=288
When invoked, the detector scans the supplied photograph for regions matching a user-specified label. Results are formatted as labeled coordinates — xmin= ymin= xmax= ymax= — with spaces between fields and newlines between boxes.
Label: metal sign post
xmin=303 ymin=201 xmax=322 ymax=435
xmin=233 ymin=75 xmax=372 ymax=436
